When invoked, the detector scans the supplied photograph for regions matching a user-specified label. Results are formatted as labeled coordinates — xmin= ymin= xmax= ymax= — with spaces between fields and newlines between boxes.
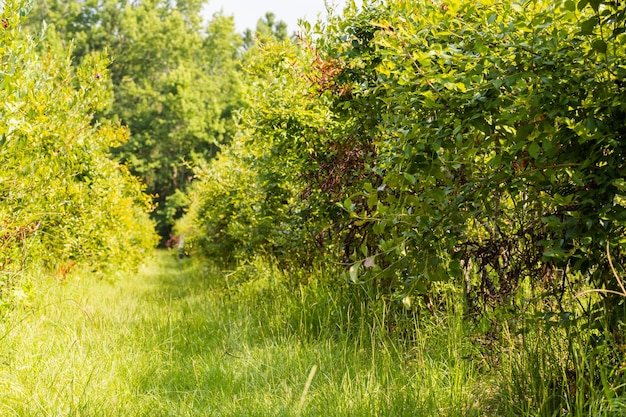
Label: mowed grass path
xmin=0 ymin=252 xmax=480 ymax=416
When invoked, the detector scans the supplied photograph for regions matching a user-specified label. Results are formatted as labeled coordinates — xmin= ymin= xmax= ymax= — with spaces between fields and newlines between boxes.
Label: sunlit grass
xmin=5 ymin=251 xmax=622 ymax=416
xmin=0 ymin=252 xmax=481 ymax=416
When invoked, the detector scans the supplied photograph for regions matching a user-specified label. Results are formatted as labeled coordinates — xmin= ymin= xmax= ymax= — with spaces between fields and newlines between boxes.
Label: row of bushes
xmin=179 ymin=0 xmax=626 ymax=411
xmin=184 ymin=0 xmax=626 ymax=309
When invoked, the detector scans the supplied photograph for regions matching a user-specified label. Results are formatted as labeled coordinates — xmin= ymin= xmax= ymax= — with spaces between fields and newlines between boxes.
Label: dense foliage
xmin=3 ymin=0 xmax=626 ymax=412
xmin=0 ymin=0 xmax=157 ymax=302
xmin=181 ymin=0 xmax=626 ymax=411
xmin=186 ymin=0 xmax=626 ymax=306
xmin=25 ymin=0 xmax=247 ymax=239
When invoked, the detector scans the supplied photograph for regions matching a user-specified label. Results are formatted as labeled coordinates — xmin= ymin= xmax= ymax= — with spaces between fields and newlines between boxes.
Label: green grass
xmin=2 ymin=252 xmax=625 ymax=416
xmin=0 ymin=252 xmax=481 ymax=416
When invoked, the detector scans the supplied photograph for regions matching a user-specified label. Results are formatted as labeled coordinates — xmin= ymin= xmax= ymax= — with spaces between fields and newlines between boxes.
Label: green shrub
xmin=0 ymin=0 xmax=157 ymax=301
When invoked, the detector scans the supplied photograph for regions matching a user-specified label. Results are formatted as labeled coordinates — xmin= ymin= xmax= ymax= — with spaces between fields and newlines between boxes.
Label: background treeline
xmin=23 ymin=0 xmax=243 ymax=239
xmin=2 ymin=0 xmax=293 ymax=290
xmin=23 ymin=0 xmax=290 ymax=239
xmin=2 ymin=0 xmax=287 ymax=286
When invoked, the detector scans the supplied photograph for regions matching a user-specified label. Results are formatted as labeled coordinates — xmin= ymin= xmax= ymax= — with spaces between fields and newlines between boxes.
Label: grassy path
xmin=0 ymin=252 xmax=479 ymax=416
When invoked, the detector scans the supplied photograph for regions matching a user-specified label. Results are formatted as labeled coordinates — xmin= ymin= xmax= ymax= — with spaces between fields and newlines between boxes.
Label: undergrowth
xmin=0 ymin=252 xmax=625 ymax=416
xmin=0 ymin=252 xmax=476 ymax=416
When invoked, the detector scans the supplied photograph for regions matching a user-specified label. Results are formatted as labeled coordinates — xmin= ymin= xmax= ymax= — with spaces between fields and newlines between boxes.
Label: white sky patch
xmin=202 ymin=0 xmax=348 ymax=34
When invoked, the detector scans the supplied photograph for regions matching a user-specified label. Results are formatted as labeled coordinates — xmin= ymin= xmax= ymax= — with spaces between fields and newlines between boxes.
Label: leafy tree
xmin=25 ymin=0 xmax=122 ymax=62
xmin=179 ymin=34 xmax=341 ymax=265
xmin=26 ymin=0 xmax=246 ymax=240
xmin=109 ymin=0 xmax=244 ymax=239
xmin=1 ymin=0 xmax=157 ymax=303
xmin=313 ymin=0 xmax=626 ymax=315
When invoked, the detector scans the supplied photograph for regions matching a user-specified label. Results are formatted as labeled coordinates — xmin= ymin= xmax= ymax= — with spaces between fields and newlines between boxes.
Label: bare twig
xmin=576 ymin=242 xmax=626 ymax=299
xmin=607 ymin=241 xmax=626 ymax=296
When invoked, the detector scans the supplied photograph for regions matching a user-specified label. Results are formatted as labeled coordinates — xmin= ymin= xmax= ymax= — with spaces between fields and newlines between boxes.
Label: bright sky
xmin=203 ymin=0 xmax=348 ymax=34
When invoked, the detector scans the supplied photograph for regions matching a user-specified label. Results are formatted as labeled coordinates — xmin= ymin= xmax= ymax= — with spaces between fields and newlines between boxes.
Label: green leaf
xmin=592 ymin=39 xmax=607 ymax=53
xmin=542 ymin=247 xmax=568 ymax=262
xmin=528 ymin=142 xmax=541 ymax=159
xmin=610 ymin=27 xmax=626 ymax=40
xmin=367 ymin=193 xmax=378 ymax=209
xmin=448 ymin=260 xmax=462 ymax=278
xmin=581 ymin=17 xmax=599 ymax=35
xmin=613 ymin=179 xmax=626 ymax=192
xmin=349 ymin=262 xmax=361 ymax=283
xmin=360 ymin=241 xmax=369 ymax=257
xmin=589 ymin=0 xmax=601 ymax=11
xmin=403 ymin=172 xmax=417 ymax=185
xmin=542 ymin=137 xmax=554 ymax=154
xmin=585 ymin=117 xmax=598 ymax=133
xmin=516 ymin=123 xmax=534 ymax=140
xmin=415 ymin=280 xmax=428 ymax=293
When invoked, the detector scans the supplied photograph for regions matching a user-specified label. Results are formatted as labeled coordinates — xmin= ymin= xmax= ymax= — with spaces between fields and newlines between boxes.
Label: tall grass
xmin=2 ymin=252 xmax=623 ymax=416
xmin=488 ymin=290 xmax=626 ymax=416
xmin=0 ymin=252 xmax=481 ymax=416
